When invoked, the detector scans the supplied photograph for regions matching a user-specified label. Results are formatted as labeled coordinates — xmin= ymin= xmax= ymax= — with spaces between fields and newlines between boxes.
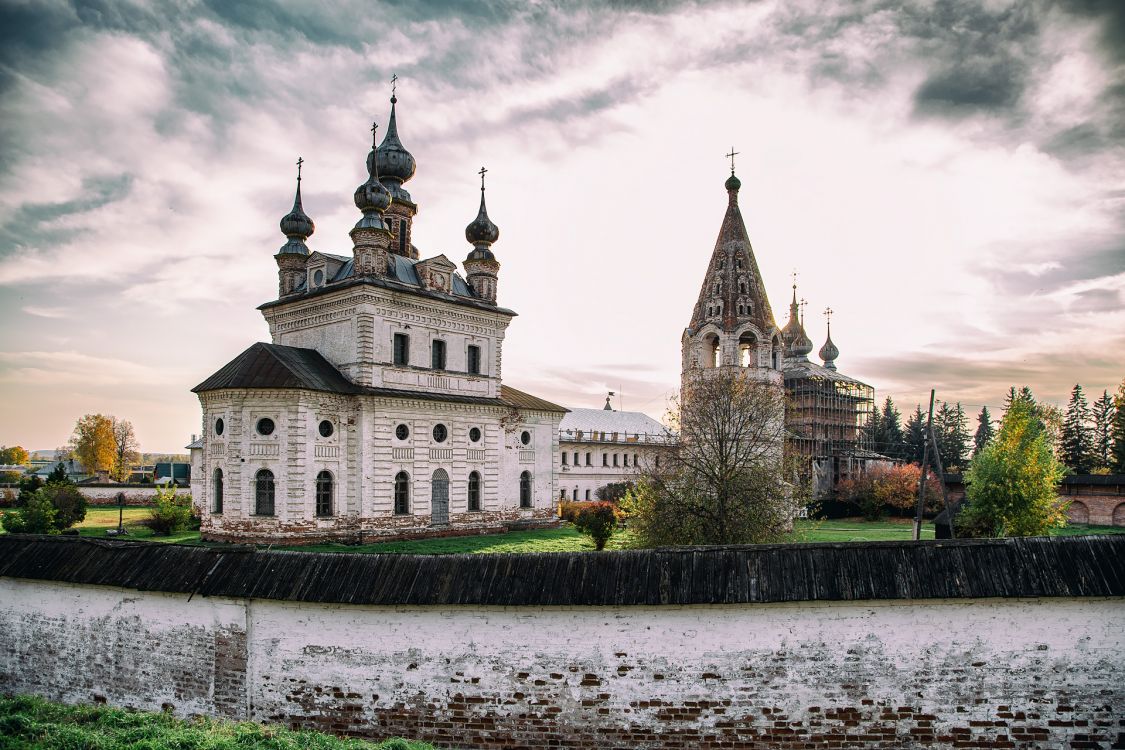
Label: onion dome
xmin=781 ymin=284 xmax=813 ymax=358
xmin=819 ymin=312 xmax=839 ymax=370
xmin=725 ymin=172 xmax=741 ymax=192
xmin=465 ymin=167 xmax=499 ymax=260
xmin=375 ymin=94 xmax=416 ymax=202
xmin=354 ymin=123 xmax=392 ymax=229
xmin=278 ymin=157 xmax=313 ymax=255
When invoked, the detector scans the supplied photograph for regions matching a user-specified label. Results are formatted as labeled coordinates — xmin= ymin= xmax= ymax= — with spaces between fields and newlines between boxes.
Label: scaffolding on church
xmin=783 ymin=362 xmax=877 ymax=492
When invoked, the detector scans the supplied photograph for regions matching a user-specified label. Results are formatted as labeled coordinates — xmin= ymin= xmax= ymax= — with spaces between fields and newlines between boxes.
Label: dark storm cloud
xmin=0 ymin=174 xmax=133 ymax=258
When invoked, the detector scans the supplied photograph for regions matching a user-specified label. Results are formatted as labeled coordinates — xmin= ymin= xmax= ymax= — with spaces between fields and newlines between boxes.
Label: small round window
xmin=215 ymin=417 xmax=224 ymax=436
xmin=318 ymin=420 xmax=334 ymax=438
xmin=520 ymin=430 xmax=531 ymax=446
xmin=395 ymin=424 xmax=410 ymax=441
xmin=432 ymin=424 xmax=448 ymax=443
xmin=469 ymin=427 xmax=482 ymax=443
xmin=312 ymin=269 xmax=324 ymax=287
xmin=256 ymin=417 xmax=275 ymax=436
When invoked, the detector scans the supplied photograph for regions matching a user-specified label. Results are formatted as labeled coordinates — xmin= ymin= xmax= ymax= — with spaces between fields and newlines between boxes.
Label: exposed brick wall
xmin=945 ymin=476 xmax=1125 ymax=527
xmin=2 ymin=578 xmax=1122 ymax=748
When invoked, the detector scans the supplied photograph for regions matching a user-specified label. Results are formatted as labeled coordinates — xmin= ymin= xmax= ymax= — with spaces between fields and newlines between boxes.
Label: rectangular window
xmin=562 ymin=452 xmax=568 ymax=466
xmin=398 ymin=218 xmax=407 ymax=255
xmin=602 ymin=454 xmax=608 ymax=467
xmin=634 ymin=453 xmax=638 ymax=466
xmin=623 ymin=454 xmax=629 ymax=467
xmin=431 ymin=339 xmax=446 ymax=370
xmin=585 ymin=452 xmax=591 ymax=466
xmin=613 ymin=454 xmax=619 ymax=467
xmin=393 ymin=333 xmax=409 ymax=366
xmin=467 ymin=345 xmax=481 ymax=375
xmin=574 ymin=452 xmax=579 ymax=465
xmin=585 ymin=489 xmax=590 ymax=500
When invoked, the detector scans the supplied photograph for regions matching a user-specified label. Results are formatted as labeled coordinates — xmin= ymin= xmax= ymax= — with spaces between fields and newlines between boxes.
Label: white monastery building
xmin=189 ymin=93 xmax=565 ymax=544
xmin=556 ymin=397 xmax=670 ymax=502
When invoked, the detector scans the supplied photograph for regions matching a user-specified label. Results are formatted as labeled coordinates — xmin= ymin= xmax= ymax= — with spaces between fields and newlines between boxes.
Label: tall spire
xmin=687 ymin=156 xmax=776 ymax=335
xmin=819 ymin=307 xmax=839 ymax=370
xmin=781 ymin=271 xmax=813 ymax=360
xmin=278 ymin=156 xmax=314 ymax=255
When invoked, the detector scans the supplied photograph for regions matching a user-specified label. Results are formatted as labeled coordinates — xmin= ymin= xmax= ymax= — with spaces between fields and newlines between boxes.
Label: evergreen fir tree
xmin=862 ymin=401 xmax=882 ymax=449
xmin=934 ymin=402 xmax=955 ymax=467
xmin=1091 ymin=389 xmax=1115 ymax=471
xmin=946 ymin=402 xmax=971 ymax=469
xmin=1112 ymin=379 xmax=1125 ymax=474
xmin=881 ymin=396 xmax=905 ymax=460
xmin=974 ymin=406 xmax=994 ymax=457
xmin=1060 ymin=384 xmax=1094 ymax=474
xmin=904 ymin=405 xmax=927 ymax=465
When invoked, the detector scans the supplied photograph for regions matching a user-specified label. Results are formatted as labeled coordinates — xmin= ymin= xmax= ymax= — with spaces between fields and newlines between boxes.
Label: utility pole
xmin=913 ymin=389 xmax=936 ymax=541
xmin=927 ymin=419 xmax=954 ymax=538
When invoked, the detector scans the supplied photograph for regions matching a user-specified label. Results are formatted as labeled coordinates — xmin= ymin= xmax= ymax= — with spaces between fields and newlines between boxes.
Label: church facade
xmin=189 ymin=94 xmax=564 ymax=544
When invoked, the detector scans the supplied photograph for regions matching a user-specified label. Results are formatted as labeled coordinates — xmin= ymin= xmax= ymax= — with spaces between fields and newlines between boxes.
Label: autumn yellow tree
xmin=69 ymin=414 xmax=117 ymax=477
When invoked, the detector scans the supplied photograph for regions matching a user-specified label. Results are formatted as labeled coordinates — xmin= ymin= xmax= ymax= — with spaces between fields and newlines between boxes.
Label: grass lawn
xmin=0 ymin=694 xmax=432 ymax=749
xmin=5 ymin=506 xmax=1122 ymax=552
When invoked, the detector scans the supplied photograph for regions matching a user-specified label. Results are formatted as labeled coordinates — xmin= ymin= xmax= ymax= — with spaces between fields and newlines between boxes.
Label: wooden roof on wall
xmin=1 ymin=535 xmax=1121 ymax=607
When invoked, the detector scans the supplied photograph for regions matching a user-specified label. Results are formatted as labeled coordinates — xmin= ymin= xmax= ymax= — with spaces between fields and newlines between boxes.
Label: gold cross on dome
xmin=726 ymin=147 xmax=739 ymax=174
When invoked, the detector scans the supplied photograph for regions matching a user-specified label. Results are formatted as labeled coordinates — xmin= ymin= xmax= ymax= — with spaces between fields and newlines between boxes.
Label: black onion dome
xmin=781 ymin=286 xmax=813 ymax=357
xmin=278 ymin=167 xmax=313 ymax=255
xmin=375 ymin=96 xmax=416 ymax=185
xmin=725 ymin=172 xmax=741 ymax=191
xmin=465 ymin=191 xmax=499 ymax=246
xmin=819 ymin=328 xmax=839 ymax=370
xmin=354 ymin=126 xmax=391 ymax=228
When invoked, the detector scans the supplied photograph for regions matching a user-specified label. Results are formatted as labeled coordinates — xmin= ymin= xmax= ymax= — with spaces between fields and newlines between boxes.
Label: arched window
xmin=316 ymin=470 xmax=333 ymax=517
xmin=254 ymin=469 xmax=274 ymax=516
xmin=468 ymin=471 xmax=481 ymax=512
xmin=212 ymin=468 xmax=223 ymax=514
xmin=739 ymin=332 xmax=757 ymax=367
xmin=704 ymin=335 xmax=720 ymax=368
xmin=394 ymin=471 xmax=410 ymax=515
xmin=519 ymin=471 xmax=532 ymax=509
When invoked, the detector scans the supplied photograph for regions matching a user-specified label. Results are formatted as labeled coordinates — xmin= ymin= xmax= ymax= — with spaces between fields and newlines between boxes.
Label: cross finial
xmin=391 ymin=73 xmax=398 ymax=97
xmin=370 ymin=121 xmax=378 ymax=147
xmin=823 ymin=306 xmax=834 ymax=324
xmin=800 ymin=297 xmax=807 ymax=324
xmin=478 ymin=165 xmax=488 ymax=191
xmin=791 ymin=268 xmax=798 ymax=289
xmin=726 ymin=147 xmax=739 ymax=175
xmin=296 ymin=156 xmax=304 ymax=182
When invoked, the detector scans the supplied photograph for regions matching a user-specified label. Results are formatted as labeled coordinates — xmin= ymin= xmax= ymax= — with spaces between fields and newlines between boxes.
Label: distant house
xmin=29 ymin=458 xmax=91 ymax=483
xmin=153 ymin=462 xmax=191 ymax=487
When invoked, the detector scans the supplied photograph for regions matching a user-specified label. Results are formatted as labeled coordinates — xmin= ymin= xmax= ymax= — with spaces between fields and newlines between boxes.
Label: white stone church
xmin=189 ymin=93 xmax=564 ymax=544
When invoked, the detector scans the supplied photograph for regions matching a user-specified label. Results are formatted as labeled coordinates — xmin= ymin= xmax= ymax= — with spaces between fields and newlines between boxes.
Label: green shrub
xmin=39 ymin=482 xmax=87 ymax=529
xmin=145 ymin=485 xmax=194 ymax=535
xmin=1 ymin=491 xmax=58 ymax=534
xmin=573 ymin=502 xmax=619 ymax=551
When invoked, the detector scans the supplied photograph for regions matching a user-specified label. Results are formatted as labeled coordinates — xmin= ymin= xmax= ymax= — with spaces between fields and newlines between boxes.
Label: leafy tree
xmin=0 ymin=446 xmax=30 ymax=465
xmin=1060 ymin=384 xmax=1095 ymax=474
xmin=960 ymin=398 xmax=1067 ymax=537
xmin=836 ymin=464 xmax=940 ymax=520
xmin=111 ymin=418 xmax=140 ymax=482
xmin=904 ymin=405 xmax=927 ymax=465
xmin=624 ymin=371 xmax=797 ymax=546
xmin=973 ymin=406 xmax=994 ymax=457
xmin=37 ymin=483 xmax=87 ymax=530
xmin=1113 ymin=379 xmax=1125 ymax=473
xmin=69 ymin=414 xmax=116 ymax=476
xmin=1091 ymin=389 xmax=1114 ymax=471
xmin=572 ymin=502 xmax=618 ymax=550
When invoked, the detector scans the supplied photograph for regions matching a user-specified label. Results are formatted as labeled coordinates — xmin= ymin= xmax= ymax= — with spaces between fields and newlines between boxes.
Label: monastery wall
xmin=2 ymin=536 xmax=1123 ymax=749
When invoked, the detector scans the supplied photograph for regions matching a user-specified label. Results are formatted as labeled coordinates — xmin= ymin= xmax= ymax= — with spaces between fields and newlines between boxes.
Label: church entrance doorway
xmin=431 ymin=469 xmax=449 ymax=526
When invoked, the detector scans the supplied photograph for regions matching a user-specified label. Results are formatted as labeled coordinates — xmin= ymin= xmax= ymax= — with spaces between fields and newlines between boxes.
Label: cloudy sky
xmin=1 ymin=0 xmax=1123 ymax=452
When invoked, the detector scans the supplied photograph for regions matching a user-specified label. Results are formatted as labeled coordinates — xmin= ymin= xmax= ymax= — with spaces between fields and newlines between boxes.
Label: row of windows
xmin=394 ymin=333 xmax=482 ymax=375
xmin=561 ymin=451 xmax=644 ymax=468
xmin=217 ymin=468 xmax=535 ymax=516
xmin=218 ymin=418 xmax=527 ymax=445
xmin=559 ymin=488 xmax=592 ymax=501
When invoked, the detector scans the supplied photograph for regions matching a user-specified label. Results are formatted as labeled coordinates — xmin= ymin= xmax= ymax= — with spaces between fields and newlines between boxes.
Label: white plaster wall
xmin=2 ymin=577 xmax=1122 ymax=748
